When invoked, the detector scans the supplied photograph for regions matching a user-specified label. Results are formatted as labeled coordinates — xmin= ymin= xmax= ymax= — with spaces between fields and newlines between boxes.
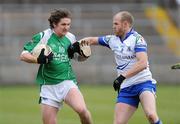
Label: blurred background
xmin=0 ymin=1 xmax=180 ymax=124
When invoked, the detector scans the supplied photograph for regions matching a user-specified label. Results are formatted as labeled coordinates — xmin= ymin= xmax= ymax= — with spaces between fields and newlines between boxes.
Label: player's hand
xmin=80 ymin=40 xmax=90 ymax=46
xmin=79 ymin=40 xmax=91 ymax=58
xmin=37 ymin=48 xmax=53 ymax=64
xmin=113 ymin=75 xmax=126 ymax=93
xmin=67 ymin=42 xmax=81 ymax=59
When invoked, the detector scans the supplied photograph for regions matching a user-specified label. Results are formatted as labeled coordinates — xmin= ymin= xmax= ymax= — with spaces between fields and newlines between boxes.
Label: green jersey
xmin=23 ymin=29 xmax=77 ymax=85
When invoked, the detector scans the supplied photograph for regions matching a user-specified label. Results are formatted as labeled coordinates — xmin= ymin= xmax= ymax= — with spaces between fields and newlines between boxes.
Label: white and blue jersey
xmin=98 ymin=29 xmax=156 ymax=89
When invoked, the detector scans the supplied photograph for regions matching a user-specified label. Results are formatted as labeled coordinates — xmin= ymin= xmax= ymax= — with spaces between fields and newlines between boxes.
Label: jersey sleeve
xmin=98 ymin=35 xmax=111 ymax=48
xmin=23 ymin=32 xmax=42 ymax=53
xmin=134 ymin=35 xmax=147 ymax=53
xmin=66 ymin=32 xmax=76 ymax=44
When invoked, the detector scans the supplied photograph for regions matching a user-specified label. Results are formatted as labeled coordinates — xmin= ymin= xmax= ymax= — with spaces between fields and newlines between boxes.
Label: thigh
xmin=114 ymin=86 xmax=140 ymax=124
xmin=41 ymin=104 xmax=59 ymax=124
xmin=114 ymin=103 xmax=137 ymax=124
xmin=139 ymin=91 xmax=157 ymax=115
xmin=64 ymin=88 xmax=87 ymax=112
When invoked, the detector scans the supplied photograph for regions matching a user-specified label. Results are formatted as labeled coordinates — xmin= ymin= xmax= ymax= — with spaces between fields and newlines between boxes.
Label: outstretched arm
xmin=68 ymin=37 xmax=99 ymax=60
xmin=80 ymin=37 xmax=99 ymax=45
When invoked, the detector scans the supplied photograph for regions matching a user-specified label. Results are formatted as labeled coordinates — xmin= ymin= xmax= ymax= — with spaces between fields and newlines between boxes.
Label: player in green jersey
xmin=20 ymin=9 xmax=92 ymax=124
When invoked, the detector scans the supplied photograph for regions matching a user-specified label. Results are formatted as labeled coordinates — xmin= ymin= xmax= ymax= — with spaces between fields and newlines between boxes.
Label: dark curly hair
xmin=48 ymin=8 xmax=71 ymax=29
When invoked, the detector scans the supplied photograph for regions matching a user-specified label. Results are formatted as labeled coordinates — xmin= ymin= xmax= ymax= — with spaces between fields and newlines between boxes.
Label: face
xmin=113 ymin=15 xmax=126 ymax=37
xmin=53 ymin=18 xmax=71 ymax=37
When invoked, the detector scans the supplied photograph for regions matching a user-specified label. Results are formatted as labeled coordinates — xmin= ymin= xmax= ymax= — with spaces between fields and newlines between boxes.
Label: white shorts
xmin=39 ymin=80 xmax=78 ymax=109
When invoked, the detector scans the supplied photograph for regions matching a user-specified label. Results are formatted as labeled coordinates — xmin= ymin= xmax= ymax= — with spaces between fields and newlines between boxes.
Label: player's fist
xmin=113 ymin=75 xmax=126 ymax=93
xmin=67 ymin=42 xmax=81 ymax=59
xmin=37 ymin=48 xmax=53 ymax=64
xmin=67 ymin=41 xmax=91 ymax=59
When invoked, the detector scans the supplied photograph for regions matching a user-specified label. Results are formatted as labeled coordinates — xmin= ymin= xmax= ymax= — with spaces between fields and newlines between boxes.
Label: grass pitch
xmin=0 ymin=84 xmax=180 ymax=124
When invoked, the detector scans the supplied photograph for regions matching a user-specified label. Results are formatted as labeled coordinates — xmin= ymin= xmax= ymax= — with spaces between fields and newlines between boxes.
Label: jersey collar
xmin=118 ymin=28 xmax=134 ymax=43
xmin=52 ymin=29 xmax=65 ymax=39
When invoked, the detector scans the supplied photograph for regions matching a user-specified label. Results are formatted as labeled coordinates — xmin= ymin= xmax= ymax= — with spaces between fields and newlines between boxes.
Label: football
xmin=32 ymin=44 xmax=52 ymax=57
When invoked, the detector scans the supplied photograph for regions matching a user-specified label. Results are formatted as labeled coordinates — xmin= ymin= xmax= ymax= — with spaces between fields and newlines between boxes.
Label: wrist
xmin=120 ymin=74 xmax=126 ymax=78
xmin=35 ymin=57 xmax=38 ymax=63
xmin=36 ymin=57 xmax=40 ymax=64
xmin=32 ymin=55 xmax=38 ymax=63
xmin=120 ymin=74 xmax=126 ymax=79
xmin=118 ymin=75 xmax=126 ymax=81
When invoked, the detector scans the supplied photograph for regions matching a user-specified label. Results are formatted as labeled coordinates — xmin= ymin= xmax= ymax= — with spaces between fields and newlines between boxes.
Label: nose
xmin=112 ymin=24 xmax=116 ymax=29
xmin=112 ymin=26 xmax=116 ymax=30
xmin=64 ymin=25 xmax=70 ymax=30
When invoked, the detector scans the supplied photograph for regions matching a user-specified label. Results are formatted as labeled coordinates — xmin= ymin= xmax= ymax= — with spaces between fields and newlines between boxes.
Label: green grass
xmin=0 ymin=84 xmax=180 ymax=124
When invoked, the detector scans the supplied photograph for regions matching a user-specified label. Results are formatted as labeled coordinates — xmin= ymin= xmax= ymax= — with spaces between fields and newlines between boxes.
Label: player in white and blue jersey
xmin=79 ymin=11 xmax=162 ymax=124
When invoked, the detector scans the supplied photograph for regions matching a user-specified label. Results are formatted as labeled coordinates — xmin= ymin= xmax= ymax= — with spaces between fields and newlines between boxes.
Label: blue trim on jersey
xmin=117 ymin=61 xmax=130 ymax=70
xmin=98 ymin=37 xmax=110 ymax=48
xmin=119 ymin=28 xmax=134 ymax=43
xmin=135 ymin=44 xmax=147 ymax=48
xmin=135 ymin=48 xmax=147 ymax=52
xmin=116 ymin=80 xmax=156 ymax=108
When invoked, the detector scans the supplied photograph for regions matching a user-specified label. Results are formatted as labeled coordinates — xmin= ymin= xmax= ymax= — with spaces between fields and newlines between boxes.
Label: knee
xmin=115 ymin=119 xmax=127 ymax=124
xmin=76 ymin=107 xmax=89 ymax=116
xmin=42 ymin=116 xmax=57 ymax=124
xmin=115 ymin=121 xmax=125 ymax=124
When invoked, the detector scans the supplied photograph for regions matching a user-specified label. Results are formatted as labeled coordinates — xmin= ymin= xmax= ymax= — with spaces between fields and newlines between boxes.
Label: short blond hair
xmin=116 ymin=11 xmax=134 ymax=27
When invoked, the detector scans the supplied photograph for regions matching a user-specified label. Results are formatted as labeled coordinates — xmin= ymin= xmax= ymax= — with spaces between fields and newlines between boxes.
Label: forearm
xmin=20 ymin=52 xmax=38 ymax=63
xmin=81 ymin=37 xmax=99 ymax=45
xmin=123 ymin=60 xmax=147 ymax=78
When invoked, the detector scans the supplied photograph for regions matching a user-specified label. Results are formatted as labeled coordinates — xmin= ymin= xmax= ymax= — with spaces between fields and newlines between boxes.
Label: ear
xmin=124 ymin=21 xmax=128 ymax=26
xmin=123 ymin=21 xmax=130 ymax=29
xmin=53 ymin=23 xmax=56 ymax=28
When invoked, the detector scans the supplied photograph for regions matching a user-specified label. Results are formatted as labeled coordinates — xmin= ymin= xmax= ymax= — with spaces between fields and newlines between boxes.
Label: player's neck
xmin=119 ymin=28 xmax=132 ymax=41
xmin=52 ymin=29 xmax=64 ymax=37
xmin=125 ymin=28 xmax=132 ymax=35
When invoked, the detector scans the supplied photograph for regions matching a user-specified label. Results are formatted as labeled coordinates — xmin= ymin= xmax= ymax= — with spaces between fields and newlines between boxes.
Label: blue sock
xmin=154 ymin=119 xmax=162 ymax=124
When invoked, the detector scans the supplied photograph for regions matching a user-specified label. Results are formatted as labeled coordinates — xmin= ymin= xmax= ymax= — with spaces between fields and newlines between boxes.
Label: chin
xmin=58 ymin=32 xmax=66 ymax=37
xmin=113 ymin=31 xmax=118 ymax=35
xmin=115 ymin=33 xmax=120 ymax=36
xmin=114 ymin=31 xmax=120 ymax=36
xmin=63 ymin=31 xmax=68 ymax=35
